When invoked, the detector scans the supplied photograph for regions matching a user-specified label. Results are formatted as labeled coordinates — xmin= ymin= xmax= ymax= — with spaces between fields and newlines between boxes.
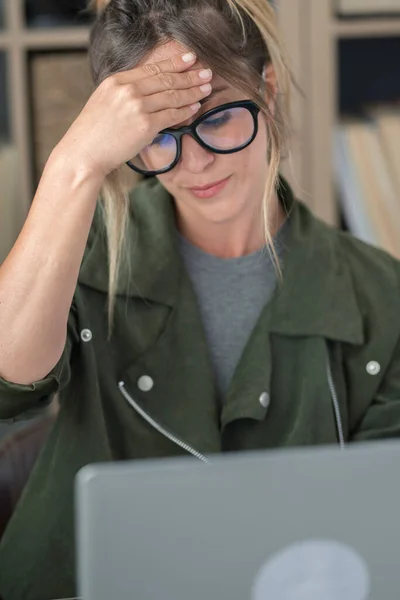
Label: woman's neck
xmin=175 ymin=191 xmax=286 ymax=258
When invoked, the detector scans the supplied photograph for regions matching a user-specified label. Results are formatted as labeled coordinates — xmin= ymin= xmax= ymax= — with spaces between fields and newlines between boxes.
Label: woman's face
xmin=143 ymin=41 xmax=273 ymax=226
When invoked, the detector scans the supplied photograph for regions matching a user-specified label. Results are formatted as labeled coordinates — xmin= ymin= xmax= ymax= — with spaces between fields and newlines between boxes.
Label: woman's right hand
xmin=56 ymin=53 xmax=212 ymax=179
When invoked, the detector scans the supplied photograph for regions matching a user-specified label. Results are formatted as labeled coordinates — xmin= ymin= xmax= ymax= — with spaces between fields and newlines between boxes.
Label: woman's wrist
xmin=47 ymin=143 xmax=106 ymax=194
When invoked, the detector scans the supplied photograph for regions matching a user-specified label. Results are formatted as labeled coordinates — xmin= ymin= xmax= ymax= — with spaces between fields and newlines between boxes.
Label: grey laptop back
xmin=76 ymin=441 xmax=400 ymax=600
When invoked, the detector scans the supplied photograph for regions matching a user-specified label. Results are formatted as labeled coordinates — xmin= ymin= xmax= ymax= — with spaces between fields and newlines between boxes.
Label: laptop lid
xmin=76 ymin=441 xmax=400 ymax=600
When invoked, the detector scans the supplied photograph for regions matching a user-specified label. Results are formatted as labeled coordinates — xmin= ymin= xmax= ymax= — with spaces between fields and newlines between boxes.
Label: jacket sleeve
xmin=351 ymin=333 xmax=400 ymax=441
xmin=0 ymin=302 xmax=78 ymax=422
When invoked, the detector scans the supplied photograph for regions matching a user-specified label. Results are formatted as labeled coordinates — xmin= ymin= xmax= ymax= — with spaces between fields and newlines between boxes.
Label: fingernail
xmin=200 ymin=83 xmax=211 ymax=93
xmin=199 ymin=69 xmax=212 ymax=80
xmin=190 ymin=102 xmax=201 ymax=112
xmin=182 ymin=52 xmax=196 ymax=63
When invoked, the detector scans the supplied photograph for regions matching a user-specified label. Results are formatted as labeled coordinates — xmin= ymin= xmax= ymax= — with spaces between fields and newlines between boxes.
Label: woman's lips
xmin=188 ymin=176 xmax=231 ymax=199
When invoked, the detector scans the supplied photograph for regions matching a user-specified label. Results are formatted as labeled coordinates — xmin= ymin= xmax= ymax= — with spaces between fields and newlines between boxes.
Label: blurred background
xmin=1 ymin=0 xmax=400 ymax=441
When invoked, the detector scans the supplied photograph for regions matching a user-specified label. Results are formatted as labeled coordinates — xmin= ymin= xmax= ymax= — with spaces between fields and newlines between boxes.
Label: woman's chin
xmin=188 ymin=194 xmax=247 ymax=225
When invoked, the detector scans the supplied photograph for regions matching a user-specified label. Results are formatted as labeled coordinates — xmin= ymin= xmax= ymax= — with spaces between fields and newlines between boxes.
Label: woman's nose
xmin=180 ymin=134 xmax=215 ymax=173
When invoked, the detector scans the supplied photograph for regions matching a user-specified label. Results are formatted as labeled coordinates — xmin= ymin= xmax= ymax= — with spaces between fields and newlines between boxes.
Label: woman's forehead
xmin=145 ymin=40 xmax=197 ymax=65
xmin=143 ymin=40 xmax=226 ymax=88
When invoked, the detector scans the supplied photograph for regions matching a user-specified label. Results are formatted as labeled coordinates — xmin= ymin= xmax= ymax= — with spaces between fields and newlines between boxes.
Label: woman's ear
xmin=262 ymin=63 xmax=278 ymax=116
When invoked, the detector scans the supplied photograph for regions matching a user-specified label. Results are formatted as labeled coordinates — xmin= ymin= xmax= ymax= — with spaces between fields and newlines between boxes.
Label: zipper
xmin=120 ymin=361 xmax=345 ymax=457
xmin=118 ymin=381 xmax=210 ymax=463
xmin=326 ymin=359 xmax=346 ymax=450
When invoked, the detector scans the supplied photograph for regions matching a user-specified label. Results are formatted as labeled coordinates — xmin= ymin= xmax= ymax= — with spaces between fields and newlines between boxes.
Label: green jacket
xmin=1 ymin=177 xmax=400 ymax=599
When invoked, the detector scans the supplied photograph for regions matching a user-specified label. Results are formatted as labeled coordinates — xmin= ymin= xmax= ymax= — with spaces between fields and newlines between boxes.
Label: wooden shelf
xmin=23 ymin=27 xmax=90 ymax=49
xmin=0 ymin=27 xmax=90 ymax=51
xmin=335 ymin=17 xmax=400 ymax=38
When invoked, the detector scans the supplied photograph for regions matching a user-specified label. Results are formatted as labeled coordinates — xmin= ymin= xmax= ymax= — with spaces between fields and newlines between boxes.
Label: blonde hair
xmin=89 ymin=0 xmax=294 ymax=331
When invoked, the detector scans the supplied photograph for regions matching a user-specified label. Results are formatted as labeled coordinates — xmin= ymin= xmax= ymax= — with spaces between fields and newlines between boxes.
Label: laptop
xmin=75 ymin=441 xmax=400 ymax=600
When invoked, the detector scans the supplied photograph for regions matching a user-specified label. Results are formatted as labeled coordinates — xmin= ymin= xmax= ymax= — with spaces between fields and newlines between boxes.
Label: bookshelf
xmin=335 ymin=17 xmax=400 ymax=37
xmin=0 ymin=0 xmax=399 ymax=236
xmin=281 ymin=0 xmax=400 ymax=229
xmin=0 ymin=1 xmax=91 ymax=217
xmin=332 ymin=5 xmax=400 ymax=259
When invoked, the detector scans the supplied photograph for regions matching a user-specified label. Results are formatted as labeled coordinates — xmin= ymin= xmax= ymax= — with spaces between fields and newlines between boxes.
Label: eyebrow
xmin=199 ymin=85 xmax=229 ymax=106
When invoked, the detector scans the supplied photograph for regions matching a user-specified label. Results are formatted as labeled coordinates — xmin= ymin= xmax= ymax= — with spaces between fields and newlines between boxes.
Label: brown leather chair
xmin=0 ymin=415 xmax=55 ymax=541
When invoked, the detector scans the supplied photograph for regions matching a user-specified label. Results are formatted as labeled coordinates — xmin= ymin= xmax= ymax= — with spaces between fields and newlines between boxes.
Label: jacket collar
xmin=268 ymin=178 xmax=364 ymax=344
xmin=79 ymin=176 xmax=364 ymax=345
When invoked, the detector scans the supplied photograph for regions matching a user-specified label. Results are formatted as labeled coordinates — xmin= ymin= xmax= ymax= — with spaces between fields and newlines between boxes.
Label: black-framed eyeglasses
xmin=126 ymin=99 xmax=260 ymax=176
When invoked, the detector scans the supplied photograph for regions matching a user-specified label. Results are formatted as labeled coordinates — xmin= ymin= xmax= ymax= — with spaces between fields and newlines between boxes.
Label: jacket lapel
xmin=118 ymin=273 xmax=221 ymax=455
xmin=268 ymin=179 xmax=364 ymax=344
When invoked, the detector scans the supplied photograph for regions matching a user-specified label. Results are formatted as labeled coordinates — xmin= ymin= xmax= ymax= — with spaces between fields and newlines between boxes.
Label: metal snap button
xmin=137 ymin=375 xmax=154 ymax=392
xmin=259 ymin=392 xmax=270 ymax=409
xmin=80 ymin=328 xmax=92 ymax=343
xmin=366 ymin=361 xmax=381 ymax=376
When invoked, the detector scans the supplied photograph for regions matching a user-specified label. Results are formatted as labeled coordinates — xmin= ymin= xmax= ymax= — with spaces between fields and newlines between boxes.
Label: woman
xmin=1 ymin=0 xmax=400 ymax=598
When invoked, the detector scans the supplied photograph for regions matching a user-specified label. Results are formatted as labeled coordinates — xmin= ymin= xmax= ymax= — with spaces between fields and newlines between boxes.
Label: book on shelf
xmin=334 ymin=104 xmax=400 ymax=260
xmin=336 ymin=0 xmax=400 ymax=14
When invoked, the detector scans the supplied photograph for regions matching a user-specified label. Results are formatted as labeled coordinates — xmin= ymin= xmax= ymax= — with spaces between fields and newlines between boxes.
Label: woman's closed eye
xmin=200 ymin=111 xmax=232 ymax=129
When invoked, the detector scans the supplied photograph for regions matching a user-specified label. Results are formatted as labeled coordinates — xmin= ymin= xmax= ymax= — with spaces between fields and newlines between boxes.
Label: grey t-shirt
xmin=178 ymin=221 xmax=287 ymax=399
